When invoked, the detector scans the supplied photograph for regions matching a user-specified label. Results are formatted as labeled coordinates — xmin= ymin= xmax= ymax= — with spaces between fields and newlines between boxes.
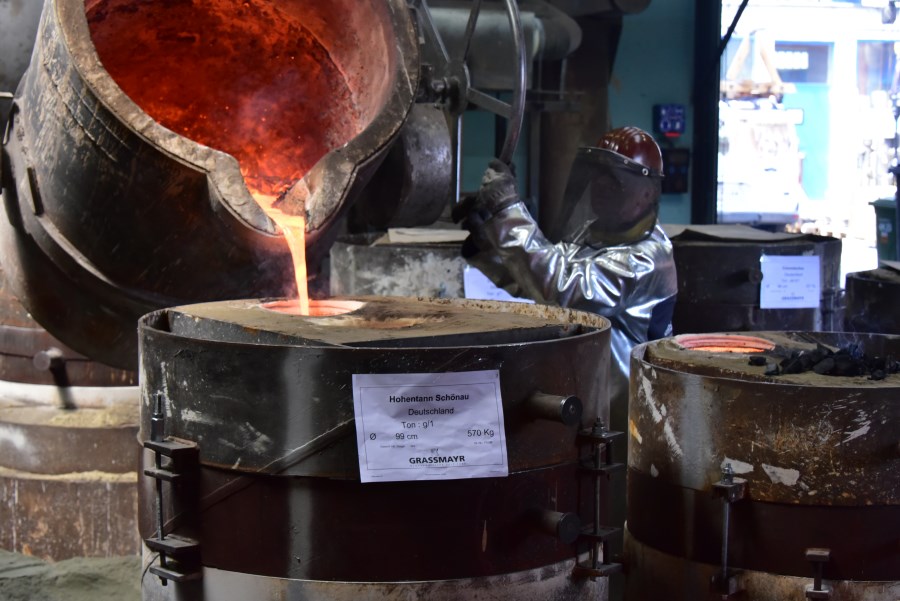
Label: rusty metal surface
xmin=0 ymin=0 xmax=418 ymax=370
xmin=141 ymin=462 xmax=595 ymax=582
xmin=141 ymin=555 xmax=606 ymax=601
xmin=845 ymin=268 xmax=900 ymax=334
xmin=625 ymin=331 xmax=900 ymax=595
xmin=0 ymin=469 xmax=138 ymax=560
xmin=139 ymin=298 xmax=610 ymax=477
xmin=624 ymin=531 xmax=900 ymax=601
xmin=628 ymin=332 xmax=900 ymax=505
xmin=627 ymin=467 xmax=900 ymax=580
xmin=137 ymin=297 xmax=612 ymax=592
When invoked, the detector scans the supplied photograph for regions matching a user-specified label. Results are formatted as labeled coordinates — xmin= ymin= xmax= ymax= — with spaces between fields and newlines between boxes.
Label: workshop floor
xmin=0 ymin=549 xmax=140 ymax=601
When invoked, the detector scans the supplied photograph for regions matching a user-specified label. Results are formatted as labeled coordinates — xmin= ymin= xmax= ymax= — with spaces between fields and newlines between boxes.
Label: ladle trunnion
xmin=138 ymin=297 xmax=617 ymax=601
xmin=626 ymin=331 xmax=900 ymax=601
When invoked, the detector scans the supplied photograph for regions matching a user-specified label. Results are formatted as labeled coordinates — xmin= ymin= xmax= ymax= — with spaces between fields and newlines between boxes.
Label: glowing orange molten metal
xmin=253 ymin=194 xmax=310 ymax=315
xmin=264 ymin=299 xmax=364 ymax=317
xmin=86 ymin=0 xmax=362 ymax=314
xmin=675 ymin=334 xmax=775 ymax=354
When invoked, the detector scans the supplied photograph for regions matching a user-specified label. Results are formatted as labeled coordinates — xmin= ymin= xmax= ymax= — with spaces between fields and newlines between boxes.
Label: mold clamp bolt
xmin=804 ymin=548 xmax=832 ymax=599
xmin=573 ymin=418 xmax=624 ymax=580
xmin=720 ymin=464 xmax=733 ymax=582
xmin=142 ymin=394 xmax=202 ymax=584
xmin=151 ymin=394 xmax=169 ymax=585
xmin=711 ymin=462 xmax=747 ymax=597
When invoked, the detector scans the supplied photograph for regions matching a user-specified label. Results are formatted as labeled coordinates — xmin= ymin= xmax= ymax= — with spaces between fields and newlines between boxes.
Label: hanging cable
xmin=719 ymin=0 xmax=750 ymax=58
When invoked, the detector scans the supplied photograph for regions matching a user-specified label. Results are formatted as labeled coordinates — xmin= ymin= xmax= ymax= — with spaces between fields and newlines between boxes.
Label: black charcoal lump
xmin=749 ymin=342 xmax=899 ymax=380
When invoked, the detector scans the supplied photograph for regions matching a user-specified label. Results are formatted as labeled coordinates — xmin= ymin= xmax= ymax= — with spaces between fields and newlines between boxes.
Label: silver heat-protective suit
xmin=464 ymin=141 xmax=677 ymax=432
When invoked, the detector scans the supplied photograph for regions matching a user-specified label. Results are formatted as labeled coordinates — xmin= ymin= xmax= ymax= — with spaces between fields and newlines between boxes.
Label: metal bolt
xmin=151 ymin=394 xmax=166 ymax=443
xmin=151 ymin=393 xmax=168 ymax=586
xmin=806 ymin=548 xmax=830 ymax=590
xmin=526 ymin=392 xmax=583 ymax=426
xmin=538 ymin=510 xmax=582 ymax=545
xmin=804 ymin=548 xmax=831 ymax=599
xmin=722 ymin=462 xmax=734 ymax=484
xmin=592 ymin=418 xmax=605 ymax=569
xmin=33 ymin=347 xmax=64 ymax=371
xmin=559 ymin=396 xmax=583 ymax=426
xmin=718 ymin=463 xmax=738 ymax=586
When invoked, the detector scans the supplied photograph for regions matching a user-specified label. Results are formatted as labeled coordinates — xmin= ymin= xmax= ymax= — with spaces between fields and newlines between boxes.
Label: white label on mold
xmin=352 ymin=370 xmax=508 ymax=483
xmin=759 ymin=254 xmax=820 ymax=309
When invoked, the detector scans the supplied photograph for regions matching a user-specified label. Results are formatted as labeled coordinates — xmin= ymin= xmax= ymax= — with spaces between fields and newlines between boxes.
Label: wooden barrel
xmin=0 ymin=269 xmax=140 ymax=560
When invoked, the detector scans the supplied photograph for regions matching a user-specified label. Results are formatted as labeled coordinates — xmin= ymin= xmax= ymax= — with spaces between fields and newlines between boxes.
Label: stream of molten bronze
xmin=86 ymin=0 xmax=362 ymax=314
xmin=253 ymin=193 xmax=310 ymax=314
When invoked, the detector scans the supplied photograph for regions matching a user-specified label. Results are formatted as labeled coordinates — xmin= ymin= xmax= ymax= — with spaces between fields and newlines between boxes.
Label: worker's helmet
xmin=554 ymin=126 xmax=664 ymax=247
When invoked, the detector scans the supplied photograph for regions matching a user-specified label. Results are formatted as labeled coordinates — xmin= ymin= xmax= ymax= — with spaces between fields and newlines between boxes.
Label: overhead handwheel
xmin=351 ymin=0 xmax=528 ymax=227
xmin=414 ymin=0 xmax=527 ymax=176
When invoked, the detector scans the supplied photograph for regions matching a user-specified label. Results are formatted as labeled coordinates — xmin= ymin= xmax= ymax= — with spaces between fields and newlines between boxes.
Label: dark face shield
xmin=553 ymin=147 xmax=662 ymax=247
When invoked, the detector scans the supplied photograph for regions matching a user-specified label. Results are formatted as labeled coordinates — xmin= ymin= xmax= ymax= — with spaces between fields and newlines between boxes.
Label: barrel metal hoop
xmin=627 ymin=467 xmax=900 ymax=581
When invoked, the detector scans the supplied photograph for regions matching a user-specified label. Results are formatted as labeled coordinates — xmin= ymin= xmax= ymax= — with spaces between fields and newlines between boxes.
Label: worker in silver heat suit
xmin=454 ymin=127 xmax=677 ymax=432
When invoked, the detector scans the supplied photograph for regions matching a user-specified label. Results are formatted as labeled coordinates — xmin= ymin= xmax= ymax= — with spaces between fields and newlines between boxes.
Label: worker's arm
xmin=478 ymin=201 xmax=659 ymax=311
xmin=455 ymin=161 xmax=654 ymax=307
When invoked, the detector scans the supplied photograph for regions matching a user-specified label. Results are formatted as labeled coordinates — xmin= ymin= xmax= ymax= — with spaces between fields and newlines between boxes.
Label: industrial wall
xmin=610 ymin=0 xmax=695 ymax=225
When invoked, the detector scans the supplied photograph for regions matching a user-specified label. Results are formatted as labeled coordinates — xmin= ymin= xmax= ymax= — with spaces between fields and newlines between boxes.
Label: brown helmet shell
xmin=598 ymin=126 xmax=663 ymax=175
